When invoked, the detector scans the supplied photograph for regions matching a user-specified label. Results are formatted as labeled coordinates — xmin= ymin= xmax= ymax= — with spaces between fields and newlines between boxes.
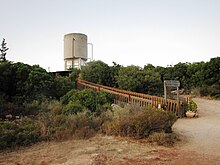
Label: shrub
xmin=38 ymin=112 xmax=70 ymax=140
xmin=38 ymin=109 xmax=103 ymax=141
xmin=61 ymin=89 xmax=114 ymax=114
xmin=53 ymin=127 xmax=72 ymax=141
xmin=199 ymin=86 xmax=209 ymax=96
xmin=61 ymin=89 xmax=96 ymax=111
xmin=62 ymin=101 xmax=85 ymax=115
xmin=95 ymin=103 xmax=112 ymax=116
xmin=148 ymin=132 xmax=178 ymax=146
xmin=74 ymin=126 xmax=96 ymax=139
xmin=0 ymin=100 xmax=55 ymax=119
xmin=67 ymin=112 xmax=99 ymax=139
xmin=97 ymin=91 xmax=114 ymax=106
xmin=49 ymin=101 xmax=63 ymax=115
xmin=103 ymin=109 xmax=177 ymax=139
xmin=209 ymin=84 xmax=220 ymax=99
xmin=69 ymin=68 xmax=80 ymax=89
xmin=23 ymin=100 xmax=41 ymax=116
xmin=0 ymin=118 xmax=40 ymax=150
xmin=15 ymin=118 xmax=40 ymax=146
xmin=0 ymin=103 xmax=24 ymax=119
xmin=187 ymin=100 xmax=197 ymax=112
xmin=23 ymin=100 xmax=62 ymax=117
xmin=60 ymin=89 xmax=78 ymax=105
xmin=74 ymin=89 xmax=97 ymax=112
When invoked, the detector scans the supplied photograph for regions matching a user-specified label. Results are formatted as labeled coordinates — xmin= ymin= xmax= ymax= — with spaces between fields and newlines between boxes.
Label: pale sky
xmin=1 ymin=0 xmax=220 ymax=71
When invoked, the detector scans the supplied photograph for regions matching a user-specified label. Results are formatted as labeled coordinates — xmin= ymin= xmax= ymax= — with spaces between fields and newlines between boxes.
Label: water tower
xmin=64 ymin=33 xmax=87 ymax=70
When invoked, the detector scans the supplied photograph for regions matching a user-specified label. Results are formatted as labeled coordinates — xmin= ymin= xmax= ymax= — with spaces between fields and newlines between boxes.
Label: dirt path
xmin=173 ymin=98 xmax=220 ymax=157
xmin=1 ymin=98 xmax=220 ymax=164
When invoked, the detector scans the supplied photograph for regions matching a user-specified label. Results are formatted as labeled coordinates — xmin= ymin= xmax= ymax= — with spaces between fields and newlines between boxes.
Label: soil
xmin=0 ymin=98 xmax=220 ymax=165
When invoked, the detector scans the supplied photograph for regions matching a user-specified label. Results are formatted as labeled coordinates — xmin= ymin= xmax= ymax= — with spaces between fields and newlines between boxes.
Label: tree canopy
xmin=0 ymin=62 xmax=73 ymax=104
xmin=0 ymin=38 xmax=9 ymax=62
xmin=80 ymin=57 xmax=220 ymax=98
xmin=80 ymin=60 xmax=113 ymax=86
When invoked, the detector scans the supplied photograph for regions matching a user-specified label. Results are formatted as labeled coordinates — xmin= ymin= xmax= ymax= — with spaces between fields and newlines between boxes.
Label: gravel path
xmin=173 ymin=98 xmax=220 ymax=157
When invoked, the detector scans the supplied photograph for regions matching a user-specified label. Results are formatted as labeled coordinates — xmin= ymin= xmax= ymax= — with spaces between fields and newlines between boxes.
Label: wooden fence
xmin=77 ymin=79 xmax=187 ymax=116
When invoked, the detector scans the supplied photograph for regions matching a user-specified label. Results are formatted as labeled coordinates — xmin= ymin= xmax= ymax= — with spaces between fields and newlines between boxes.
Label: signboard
xmin=164 ymin=80 xmax=182 ymax=117
xmin=164 ymin=80 xmax=180 ymax=87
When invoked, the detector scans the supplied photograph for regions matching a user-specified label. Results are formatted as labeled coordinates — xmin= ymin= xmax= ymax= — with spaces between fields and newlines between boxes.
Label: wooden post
xmin=177 ymin=86 xmax=181 ymax=117
xmin=128 ymin=95 xmax=131 ymax=104
xmin=164 ymin=81 xmax=167 ymax=110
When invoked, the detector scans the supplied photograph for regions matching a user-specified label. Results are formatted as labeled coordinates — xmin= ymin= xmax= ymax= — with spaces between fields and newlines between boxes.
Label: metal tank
xmin=64 ymin=33 xmax=87 ymax=70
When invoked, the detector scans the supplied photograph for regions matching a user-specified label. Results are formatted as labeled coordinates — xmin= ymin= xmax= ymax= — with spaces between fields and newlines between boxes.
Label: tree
xmin=116 ymin=65 xmax=163 ymax=95
xmin=202 ymin=57 xmax=220 ymax=98
xmin=25 ymin=65 xmax=55 ymax=100
xmin=0 ymin=38 xmax=9 ymax=62
xmin=186 ymin=62 xmax=205 ymax=88
xmin=0 ymin=61 xmax=13 ymax=102
xmin=69 ymin=68 xmax=80 ymax=88
xmin=203 ymin=57 xmax=220 ymax=86
xmin=52 ymin=76 xmax=72 ymax=99
xmin=116 ymin=65 xmax=143 ymax=92
xmin=109 ymin=62 xmax=122 ymax=87
xmin=142 ymin=69 xmax=163 ymax=95
xmin=80 ymin=60 xmax=112 ymax=86
xmin=11 ymin=62 xmax=32 ymax=103
xmin=144 ymin=63 xmax=155 ymax=71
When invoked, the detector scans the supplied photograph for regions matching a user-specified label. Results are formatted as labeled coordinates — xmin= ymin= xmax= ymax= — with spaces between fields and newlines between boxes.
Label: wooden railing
xmin=77 ymin=79 xmax=187 ymax=116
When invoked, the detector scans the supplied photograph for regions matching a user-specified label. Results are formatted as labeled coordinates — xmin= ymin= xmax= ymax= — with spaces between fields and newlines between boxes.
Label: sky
xmin=1 ymin=0 xmax=220 ymax=71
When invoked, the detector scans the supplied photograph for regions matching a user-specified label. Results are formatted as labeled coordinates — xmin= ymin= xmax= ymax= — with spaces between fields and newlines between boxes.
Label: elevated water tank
xmin=64 ymin=33 xmax=87 ymax=70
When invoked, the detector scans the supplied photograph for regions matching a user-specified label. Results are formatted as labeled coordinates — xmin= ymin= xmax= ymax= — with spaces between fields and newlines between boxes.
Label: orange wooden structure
xmin=77 ymin=79 xmax=187 ymax=116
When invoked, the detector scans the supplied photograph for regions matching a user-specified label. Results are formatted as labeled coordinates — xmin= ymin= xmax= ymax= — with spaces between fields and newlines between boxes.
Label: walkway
xmin=173 ymin=98 xmax=220 ymax=157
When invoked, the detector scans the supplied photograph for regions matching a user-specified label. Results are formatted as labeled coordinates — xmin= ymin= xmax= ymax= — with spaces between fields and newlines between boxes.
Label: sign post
xmin=164 ymin=80 xmax=181 ymax=116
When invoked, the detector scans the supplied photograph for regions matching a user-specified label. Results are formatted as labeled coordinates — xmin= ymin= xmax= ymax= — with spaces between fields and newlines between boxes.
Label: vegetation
xmin=1 ymin=49 xmax=219 ymax=150
xmin=0 ymin=118 xmax=40 ymax=149
xmin=0 ymin=60 xmax=75 ymax=149
xmin=80 ymin=60 xmax=113 ymax=86
xmin=187 ymin=100 xmax=198 ymax=112
xmin=81 ymin=57 xmax=220 ymax=98
xmin=148 ymin=132 xmax=178 ymax=146
xmin=116 ymin=65 xmax=163 ymax=95
xmin=0 ymin=38 xmax=9 ymax=62
xmin=0 ymin=62 xmax=72 ymax=106
xmin=103 ymin=108 xmax=177 ymax=139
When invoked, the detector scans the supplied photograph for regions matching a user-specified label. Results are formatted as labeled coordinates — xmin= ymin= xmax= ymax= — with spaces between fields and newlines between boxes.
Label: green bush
xmin=187 ymin=100 xmax=198 ymax=112
xmin=94 ymin=103 xmax=113 ymax=116
xmin=61 ymin=89 xmax=114 ymax=114
xmin=0 ymin=118 xmax=40 ymax=150
xmin=97 ymin=91 xmax=114 ymax=106
xmin=209 ymin=85 xmax=220 ymax=99
xmin=60 ymin=89 xmax=78 ymax=105
xmin=74 ymin=89 xmax=97 ymax=112
xmin=62 ymin=101 xmax=85 ymax=115
xmin=199 ymin=86 xmax=209 ymax=96
xmin=103 ymin=109 xmax=177 ymax=139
